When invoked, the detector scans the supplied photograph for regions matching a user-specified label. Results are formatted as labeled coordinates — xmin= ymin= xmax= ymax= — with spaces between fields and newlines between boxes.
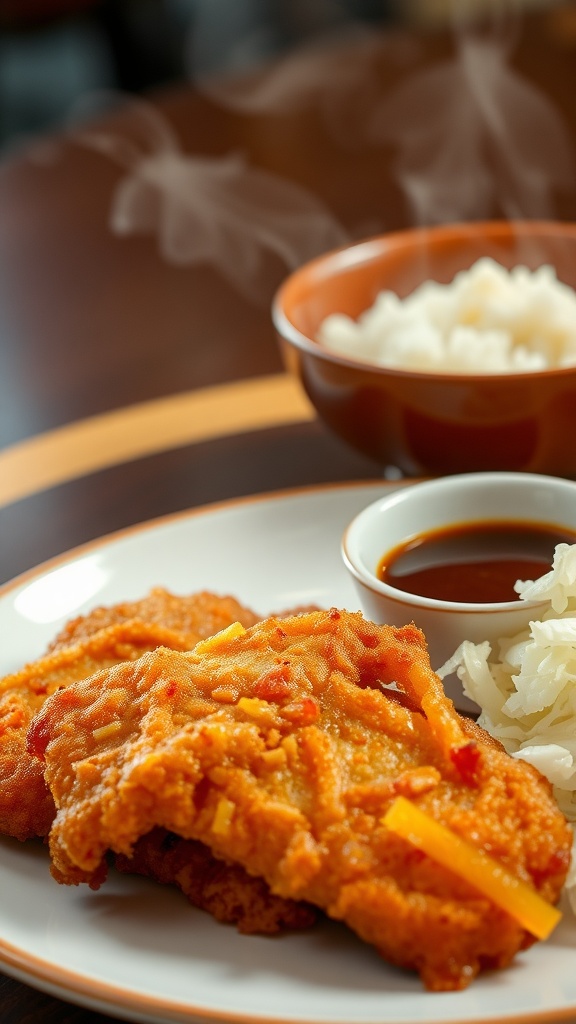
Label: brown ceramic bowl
xmin=273 ymin=220 xmax=576 ymax=477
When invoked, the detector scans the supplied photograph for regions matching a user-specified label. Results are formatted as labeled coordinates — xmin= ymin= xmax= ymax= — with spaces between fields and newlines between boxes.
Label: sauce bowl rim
xmin=341 ymin=471 xmax=576 ymax=613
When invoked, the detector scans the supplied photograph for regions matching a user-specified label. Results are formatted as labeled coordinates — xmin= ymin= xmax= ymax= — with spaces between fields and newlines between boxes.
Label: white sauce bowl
xmin=342 ymin=472 xmax=576 ymax=709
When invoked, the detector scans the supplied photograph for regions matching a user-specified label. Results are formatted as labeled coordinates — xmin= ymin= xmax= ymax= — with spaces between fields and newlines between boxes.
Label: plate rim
xmin=0 ymin=479 xmax=390 ymax=600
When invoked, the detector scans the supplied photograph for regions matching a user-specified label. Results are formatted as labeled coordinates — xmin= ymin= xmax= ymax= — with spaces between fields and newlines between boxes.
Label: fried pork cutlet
xmin=28 ymin=609 xmax=571 ymax=991
xmin=2 ymin=588 xmax=314 ymax=936
xmin=0 ymin=619 xmax=193 ymax=840
xmin=47 ymin=588 xmax=260 ymax=652
xmin=0 ymin=588 xmax=258 ymax=841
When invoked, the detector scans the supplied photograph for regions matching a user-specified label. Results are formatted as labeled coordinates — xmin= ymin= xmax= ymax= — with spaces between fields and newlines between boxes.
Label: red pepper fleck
xmin=27 ymin=688 xmax=81 ymax=758
xmin=254 ymin=665 xmax=292 ymax=702
xmin=165 ymin=681 xmax=178 ymax=699
xmin=281 ymin=697 xmax=320 ymax=725
xmin=450 ymin=741 xmax=481 ymax=785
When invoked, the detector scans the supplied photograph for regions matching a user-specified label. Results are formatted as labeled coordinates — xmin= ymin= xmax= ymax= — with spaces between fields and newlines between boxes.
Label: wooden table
xmin=2 ymin=6 xmax=576 ymax=1021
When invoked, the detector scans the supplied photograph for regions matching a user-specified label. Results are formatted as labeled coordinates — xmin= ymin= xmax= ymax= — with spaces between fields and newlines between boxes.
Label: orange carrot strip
xmin=383 ymin=796 xmax=562 ymax=940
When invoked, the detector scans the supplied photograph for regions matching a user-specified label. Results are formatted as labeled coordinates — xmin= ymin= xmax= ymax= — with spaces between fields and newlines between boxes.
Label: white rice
xmin=438 ymin=542 xmax=576 ymax=908
xmin=318 ymin=257 xmax=576 ymax=373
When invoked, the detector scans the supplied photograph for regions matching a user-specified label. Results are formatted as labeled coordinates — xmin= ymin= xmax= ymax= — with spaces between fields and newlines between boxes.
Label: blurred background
xmin=0 ymin=0 xmax=567 ymax=154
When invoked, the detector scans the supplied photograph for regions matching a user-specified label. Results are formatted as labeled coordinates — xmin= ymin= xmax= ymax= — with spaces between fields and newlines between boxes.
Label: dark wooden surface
xmin=2 ymin=6 xmax=576 ymax=1021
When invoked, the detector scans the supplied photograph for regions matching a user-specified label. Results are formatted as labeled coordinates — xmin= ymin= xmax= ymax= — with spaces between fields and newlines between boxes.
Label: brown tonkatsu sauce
xmin=378 ymin=520 xmax=576 ymax=604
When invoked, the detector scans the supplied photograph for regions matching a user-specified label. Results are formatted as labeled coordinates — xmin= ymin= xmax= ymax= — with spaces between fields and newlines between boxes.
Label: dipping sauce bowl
xmin=342 ymin=472 xmax=576 ymax=704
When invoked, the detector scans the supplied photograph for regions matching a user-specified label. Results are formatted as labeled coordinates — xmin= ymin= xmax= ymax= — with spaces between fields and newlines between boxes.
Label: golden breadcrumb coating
xmin=1 ymin=588 xmax=259 ymax=840
xmin=29 ymin=609 xmax=572 ymax=991
xmin=2 ymin=588 xmax=312 ymax=936
xmin=47 ymin=588 xmax=260 ymax=652
xmin=0 ymin=619 xmax=193 ymax=839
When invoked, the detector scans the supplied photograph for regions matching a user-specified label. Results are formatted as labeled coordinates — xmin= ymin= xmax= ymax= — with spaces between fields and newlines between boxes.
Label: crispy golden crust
xmin=115 ymin=827 xmax=317 ymax=934
xmin=0 ymin=692 xmax=56 ymax=840
xmin=0 ymin=588 xmax=259 ymax=841
xmin=2 ymin=588 xmax=313 ymax=936
xmin=29 ymin=609 xmax=572 ymax=991
xmin=0 ymin=620 xmax=193 ymax=840
xmin=47 ymin=588 xmax=260 ymax=652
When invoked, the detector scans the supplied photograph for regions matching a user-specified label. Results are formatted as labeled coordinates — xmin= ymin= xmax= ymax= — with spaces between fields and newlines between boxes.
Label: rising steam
xmin=66 ymin=97 xmax=349 ymax=302
xmin=193 ymin=0 xmax=575 ymax=227
xmin=25 ymin=1 xmax=576 ymax=297
xmin=193 ymin=25 xmax=421 ymax=148
xmin=366 ymin=0 xmax=576 ymax=224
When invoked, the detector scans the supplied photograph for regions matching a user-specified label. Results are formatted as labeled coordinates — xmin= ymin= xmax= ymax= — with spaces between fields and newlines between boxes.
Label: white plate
xmin=1 ymin=482 xmax=576 ymax=1024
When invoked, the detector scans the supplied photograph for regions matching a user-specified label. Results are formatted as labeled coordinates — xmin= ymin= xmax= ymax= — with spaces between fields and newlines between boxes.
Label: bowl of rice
xmin=273 ymin=220 xmax=576 ymax=476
